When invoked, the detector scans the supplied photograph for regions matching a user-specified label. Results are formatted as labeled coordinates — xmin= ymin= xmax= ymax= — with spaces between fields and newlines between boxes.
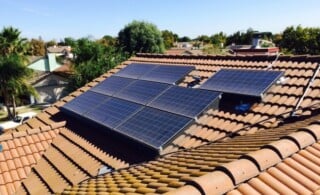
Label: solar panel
xmin=149 ymin=86 xmax=221 ymax=118
xmin=114 ymin=63 xmax=158 ymax=79
xmin=115 ymin=107 xmax=193 ymax=151
xmin=84 ymin=98 xmax=142 ymax=128
xmin=140 ymin=65 xmax=195 ymax=84
xmin=62 ymin=91 xmax=109 ymax=115
xmin=90 ymin=76 xmax=135 ymax=96
xmin=200 ymin=69 xmax=284 ymax=97
xmin=114 ymin=80 xmax=170 ymax=105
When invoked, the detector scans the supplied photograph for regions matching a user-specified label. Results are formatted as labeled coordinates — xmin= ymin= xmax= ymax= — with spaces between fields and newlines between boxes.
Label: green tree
xmin=226 ymin=28 xmax=256 ymax=46
xmin=0 ymin=26 xmax=36 ymax=119
xmin=98 ymin=35 xmax=117 ymax=47
xmin=118 ymin=20 xmax=165 ymax=54
xmin=66 ymin=38 xmax=127 ymax=92
xmin=63 ymin=37 xmax=77 ymax=48
xmin=178 ymin=36 xmax=191 ymax=42
xmin=45 ymin=40 xmax=57 ymax=48
xmin=0 ymin=55 xmax=36 ymax=119
xmin=162 ymin=30 xmax=177 ymax=49
xmin=279 ymin=26 xmax=320 ymax=55
xmin=28 ymin=38 xmax=45 ymax=56
xmin=0 ymin=26 xmax=28 ymax=57
xmin=196 ymin=35 xmax=211 ymax=44
xmin=210 ymin=32 xmax=227 ymax=47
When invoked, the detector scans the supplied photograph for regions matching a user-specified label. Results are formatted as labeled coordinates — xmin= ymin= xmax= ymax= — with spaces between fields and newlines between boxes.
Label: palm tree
xmin=0 ymin=26 xmax=29 ymax=63
xmin=0 ymin=55 xmax=37 ymax=119
xmin=0 ymin=27 xmax=36 ymax=119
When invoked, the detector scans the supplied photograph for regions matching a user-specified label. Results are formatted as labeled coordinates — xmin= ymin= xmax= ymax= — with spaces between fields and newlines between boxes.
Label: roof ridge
xmin=135 ymin=53 xmax=320 ymax=63
xmin=165 ymin=122 xmax=320 ymax=195
xmin=0 ymin=121 xmax=66 ymax=142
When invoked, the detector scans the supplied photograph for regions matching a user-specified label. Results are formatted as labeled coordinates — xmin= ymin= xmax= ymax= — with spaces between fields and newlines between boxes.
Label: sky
xmin=0 ymin=0 xmax=319 ymax=41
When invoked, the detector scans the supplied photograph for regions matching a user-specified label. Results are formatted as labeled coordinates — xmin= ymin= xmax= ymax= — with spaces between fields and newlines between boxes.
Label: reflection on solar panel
xmin=200 ymin=69 xmax=284 ymax=97
xmin=84 ymin=98 xmax=142 ymax=128
xmin=115 ymin=107 xmax=193 ymax=150
xmin=62 ymin=91 xmax=108 ymax=115
xmin=149 ymin=86 xmax=221 ymax=118
xmin=114 ymin=80 xmax=170 ymax=105
xmin=140 ymin=65 xmax=194 ymax=84
xmin=114 ymin=63 xmax=158 ymax=79
xmin=90 ymin=76 xmax=135 ymax=96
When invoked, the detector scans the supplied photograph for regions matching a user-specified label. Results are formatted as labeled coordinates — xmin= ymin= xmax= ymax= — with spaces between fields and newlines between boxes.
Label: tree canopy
xmin=0 ymin=27 xmax=36 ymax=119
xmin=277 ymin=26 xmax=320 ymax=55
xmin=118 ymin=21 xmax=165 ymax=54
xmin=66 ymin=38 xmax=127 ymax=92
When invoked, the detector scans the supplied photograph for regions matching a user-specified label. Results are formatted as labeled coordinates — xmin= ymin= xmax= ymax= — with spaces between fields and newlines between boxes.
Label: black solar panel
xmin=90 ymin=76 xmax=135 ymax=96
xmin=114 ymin=80 xmax=170 ymax=105
xmin=84 ymin=98 xmax=142 ymax=128
xmin=115 ymin=107 xmax=193 ymax=151
xmin=200 ymin=69 xmax=284 ymax=97
xmin=62 ymin=91 xmax=108 ymax=115
xmin=114 ymin=63 xmax=158 ymax=79
xmin=140 ymin=65 xmax=194 ymax=84
xmin=149 ymin=86 xmax=221 ymax=118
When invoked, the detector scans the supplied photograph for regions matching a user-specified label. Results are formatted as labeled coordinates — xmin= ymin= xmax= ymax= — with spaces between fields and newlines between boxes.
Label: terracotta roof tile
xmin=0 ymin=125 xmax=61 ymax=195
xmin=1 ymin=54 xmax=319 ymax=194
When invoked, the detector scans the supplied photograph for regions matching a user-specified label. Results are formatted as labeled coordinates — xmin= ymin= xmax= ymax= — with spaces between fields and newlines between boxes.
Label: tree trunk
xmin=11 ymin=94 xmax=16 ymax=118
xmin=0 ymin=87 xmax=13 ymax=119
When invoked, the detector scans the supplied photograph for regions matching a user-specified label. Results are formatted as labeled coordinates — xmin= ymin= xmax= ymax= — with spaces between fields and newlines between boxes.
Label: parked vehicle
xmin=0 ymin=112 xmax=37 ymax=132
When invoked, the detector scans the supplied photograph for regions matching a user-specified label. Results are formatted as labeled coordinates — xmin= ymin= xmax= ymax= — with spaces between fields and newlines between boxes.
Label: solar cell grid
xmin=200 ymin=69 xmax=283 ymax=97
xmin=115 ymin=107 xmax=193 ymax=150
xmin=140 ymin=65 xmax=194 ymax=84
xmin=62 ymin=91 xmax=108 ymax=115
xmin=149 ymin=86 xmax=221 ymax=118
xmin=114 ymin=80 xmax=170 ymax=105
xmin=90 ymin=76 xmax=135 ymax=96
xmin=84 ymin=98 xmax=142 ymax=128
xmin=114 ymin=63 xmax=158 ymax=79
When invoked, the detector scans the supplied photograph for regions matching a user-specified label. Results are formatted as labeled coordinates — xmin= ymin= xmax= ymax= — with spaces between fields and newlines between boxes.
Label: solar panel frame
xmin=61 ymin=91 xmax=109 ymax=115
xmin=83 ymin=97 xmax=143 ymax=129
xmin=140 ymin=65 xmax=195 ymax=84
xmin=90 ymin=76 xmax=135 ymax=96
xmin=200 ymin=69 xmax=284 ymax=97
xmin=114 ymin=80 xmax=171 ymax=105
xmin=115 ymin=107 xmax=193 ymax=151
xmin=148 ymin=86 xmax=221 ymax=118
xmin=114 ymin=63 xmax=158 ymax=79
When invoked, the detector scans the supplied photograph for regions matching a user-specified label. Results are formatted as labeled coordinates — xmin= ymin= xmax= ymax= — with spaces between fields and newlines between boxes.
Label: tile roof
xmin=0 ymin=122 xmax=63 ymax=195
xmin=1 ymin=53 xmax=320 ymax=194
xmin=166 ymin=122 xmax=320 ymax=195
xmin=62 ymin=113 xmax=320 ymax=194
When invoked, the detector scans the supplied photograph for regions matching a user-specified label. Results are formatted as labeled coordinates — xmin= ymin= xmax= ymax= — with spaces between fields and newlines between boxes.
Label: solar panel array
xmin=114 ymin=80 xmax=170 ymax=105
xmin=116 ymin=107 xmax=193 ymax=149
xmin=149 ymin=86 xmax=221 ymax=118
xmin=140 ymin=65 xmax=195 ymax=84
xmin=62 ymin=63 xmax=224 ymax=152
xmin=84 ymin=98 xmax=142 ymax=128
xmin=200 ymin=69 xmax=284 ymax=97
xmin=91 ymin=76 xmax=135 ymax=96
xmin=115 ymin=63 xmax=195 ymax=84
xmin=114 ymin=63 xmax=158 ymax=79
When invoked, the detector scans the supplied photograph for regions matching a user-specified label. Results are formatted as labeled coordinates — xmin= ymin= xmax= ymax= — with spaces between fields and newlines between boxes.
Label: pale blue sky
xmin=0 ymin=0 xmax=319 ymax=41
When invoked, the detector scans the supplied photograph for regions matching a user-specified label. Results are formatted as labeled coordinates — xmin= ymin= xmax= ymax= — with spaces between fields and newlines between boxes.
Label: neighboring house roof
xmin=28 ymin=53 xmax=61 ymax=72
xmin=1 ymin=53 xmax=320 ymax=194
xmin=47 ymin=46 xmax=71 ymax=54
xmin=165 ymin=49 xmax=203 ymax=55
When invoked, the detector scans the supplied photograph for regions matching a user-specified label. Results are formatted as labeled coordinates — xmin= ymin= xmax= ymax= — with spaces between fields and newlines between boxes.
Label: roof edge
xmin=0 ymin=121 xmax=66 ymax=142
